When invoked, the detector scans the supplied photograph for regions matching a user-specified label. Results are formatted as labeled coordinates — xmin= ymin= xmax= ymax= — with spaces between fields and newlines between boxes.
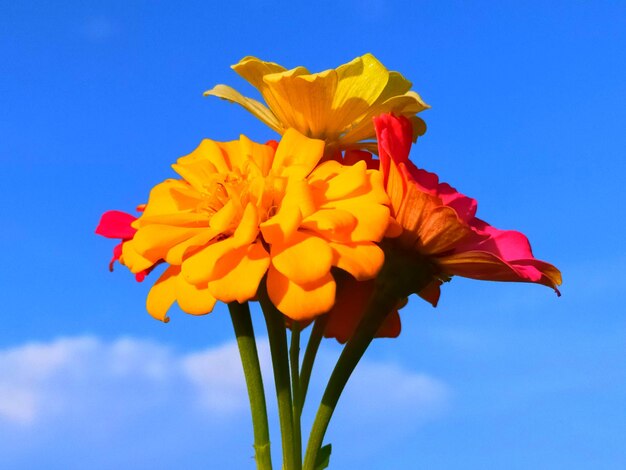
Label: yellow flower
xmin=205 ymin=54 xmax=429 ymax=153
xmin=120 ymin=129 xmax=390 ymax=322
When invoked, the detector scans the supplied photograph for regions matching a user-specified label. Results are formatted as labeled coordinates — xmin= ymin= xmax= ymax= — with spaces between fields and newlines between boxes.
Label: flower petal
xmin=181 ymin=238 xmax=236 ymax=285
xmin=95 ymin=211 xmax=137 ymax=239
xmin=271 ymin=232 xmax=333 ymax=285
xmin=146 ymin=265 xmax=179 ymax=322
xmin=330 ymin=242 xmax=384 ymax=281
xmin=266 ymin=266 xmax=336 ymax=320
xmin=208 ymin=241 xmax=270 ymax=303
xmin=204 ymin=84 xmax=283 ymax=134
xmin=271 ymin=128 xmax=325 ymax=178
xmin=175 ymin=275 xmax=217 ymax=316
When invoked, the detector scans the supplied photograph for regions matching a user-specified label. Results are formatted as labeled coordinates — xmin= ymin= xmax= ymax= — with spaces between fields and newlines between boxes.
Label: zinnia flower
xmin=117 ymin=129 xmax=390 ymax=322
xmin=376 ymin=113 xmax=562 ymax=300
xmin=205 ymin=54 xmax=429 ymax=154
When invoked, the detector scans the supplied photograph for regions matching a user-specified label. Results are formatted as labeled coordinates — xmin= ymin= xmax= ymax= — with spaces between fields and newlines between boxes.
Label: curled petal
xmin=146 ymin=266 xmax=180 ymax=322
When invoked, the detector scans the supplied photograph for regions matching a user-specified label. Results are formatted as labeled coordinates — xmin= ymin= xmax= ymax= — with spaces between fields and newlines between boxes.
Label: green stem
xmin=302 ymin=284 xmax=399 ymax=470
xmin=301 ymin=242 xmax=436 ymax=470
xmin=290 ymin=321 xmax=303 ymax=469
xmin=259 ymin=290 xmax=297 ymax=470
xmin=298 ymin=315 xmax=328 ymax=413
xmin=228 ymin=302 xmax=273 ymax=470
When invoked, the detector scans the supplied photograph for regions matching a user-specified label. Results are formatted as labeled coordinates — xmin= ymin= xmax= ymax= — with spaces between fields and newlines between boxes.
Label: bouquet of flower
xmin=97 ymin=54 xmax=561 ymax=470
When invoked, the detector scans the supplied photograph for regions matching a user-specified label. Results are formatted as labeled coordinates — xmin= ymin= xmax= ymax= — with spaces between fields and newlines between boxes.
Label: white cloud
xmin=0 ymin=335 xmax=448 ymax=468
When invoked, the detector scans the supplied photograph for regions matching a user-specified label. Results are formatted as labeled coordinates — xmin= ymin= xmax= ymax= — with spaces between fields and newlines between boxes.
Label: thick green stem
xmin=290 ymin=322 xmax=303 ymax=469
xmin=302 ymin=285 xmax=398 ymax=470
xmin=228 ymin=302 xmax=273 ymax=470
xmin=298 ymin=315 xmax=328 ymax=413
xmin=259 ymin=291 xmax=297 ymax=470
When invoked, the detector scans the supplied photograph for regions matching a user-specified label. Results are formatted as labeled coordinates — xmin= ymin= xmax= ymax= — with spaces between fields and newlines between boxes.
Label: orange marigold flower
xmin=118 ymin=129 xmax=390 ymax=322
xmin=205 ymin=54 xmax=429 ymax=154
xmin=376 ymin=113 xmax=562 ymax=301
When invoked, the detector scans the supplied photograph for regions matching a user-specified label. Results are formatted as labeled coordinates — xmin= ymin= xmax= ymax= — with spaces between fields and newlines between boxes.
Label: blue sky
xmin=1 ymin=1 xmax=625 ymax=468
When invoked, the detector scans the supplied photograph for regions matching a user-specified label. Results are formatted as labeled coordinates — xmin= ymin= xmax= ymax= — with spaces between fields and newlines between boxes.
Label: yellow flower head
xmin=121 ymin=129 xmax=390 ymax=322
xmin=205 ymin=54 xmax=429 ymax=153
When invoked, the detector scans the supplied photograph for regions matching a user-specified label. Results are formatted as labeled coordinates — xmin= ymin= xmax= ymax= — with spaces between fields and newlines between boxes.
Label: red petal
xmin=96 ymin=210 xmax=137 ymax=239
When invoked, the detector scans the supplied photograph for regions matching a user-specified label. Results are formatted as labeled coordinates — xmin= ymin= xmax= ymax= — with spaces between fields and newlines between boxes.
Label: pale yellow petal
xmin=231 ymin=56 xmax=288 ymax=90
xmin=341 ymin=91 xmax=430 ymax=145
xmin=263 ymin=69 xmax=338 ymax=137
xmin=330 ymin=54 xmax=389 ymax=130
xmin=204 ymin=84 xmax=283 ymax=134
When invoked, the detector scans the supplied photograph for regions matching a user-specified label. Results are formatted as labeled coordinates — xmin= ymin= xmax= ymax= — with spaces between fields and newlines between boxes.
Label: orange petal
xmin=146 ymin=265 xmax=180 ymax=322
xmin=137 ymin=180 xmax=200 ymax=225
xmin=232 ymin=203 xmax=259 ymax=247
xmin=181 ymin=238 xmax=236 ymax=285
xmin=132 ymin=225 xmax=204 ymax=259
xmin=272 ymin=128 xmax=325 ymax=178
xmin=271 ymin=232 xmax=333 ymax=285
xmin=323 ymin=160 xmax=368 ymax=200
xmin=209 ymin=200 xmax=238 ymax=233
xmin=300 ymin=208 xmax=357 ymax=242
xmin=121 ymin=242 xmax=156 ymax=273
xmin=165 ymin=229 xmax=218 ymax=265
xmin=260 ymin=204 xmax=302 ymax=245
xmin=208 ymin=241 xmax=270 ymax=303
xmin=330 ymin=242 xmax=384 ymax=281
xmin=175 ymin=275 xmax=217 ymax=315
xmin=323 ymin=198 xmax=390 ymax=242
xmin=266 ymin=266 xmax=336 ymax=320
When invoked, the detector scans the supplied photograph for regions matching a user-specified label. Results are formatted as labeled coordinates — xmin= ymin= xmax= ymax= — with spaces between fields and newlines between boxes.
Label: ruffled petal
xmin=266 ymin=266 xmax=336 ymax=320
xmin=271 ymin=232 xmax=333 ymax=285
xmin=208 ymin=241 xmax=270 ymax=303
xmin=181 ymin=238 xmax=236 ymax=285
xmin=329 ymin=242 xmax=384 ymax=281
xmin=272 ymin=128 xmax=325 ymax=178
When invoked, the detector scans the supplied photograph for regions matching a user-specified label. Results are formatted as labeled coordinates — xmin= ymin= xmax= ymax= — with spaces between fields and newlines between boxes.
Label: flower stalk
xmin=259 ymin=285 xmax=299 ymax=470
xmin=228 ymin=302 xmax=273 ymax=470
xmin=290 ymin=321 xmax=303 ymax=467
xmin=298 ymin=315 xmax=328 ymax=414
